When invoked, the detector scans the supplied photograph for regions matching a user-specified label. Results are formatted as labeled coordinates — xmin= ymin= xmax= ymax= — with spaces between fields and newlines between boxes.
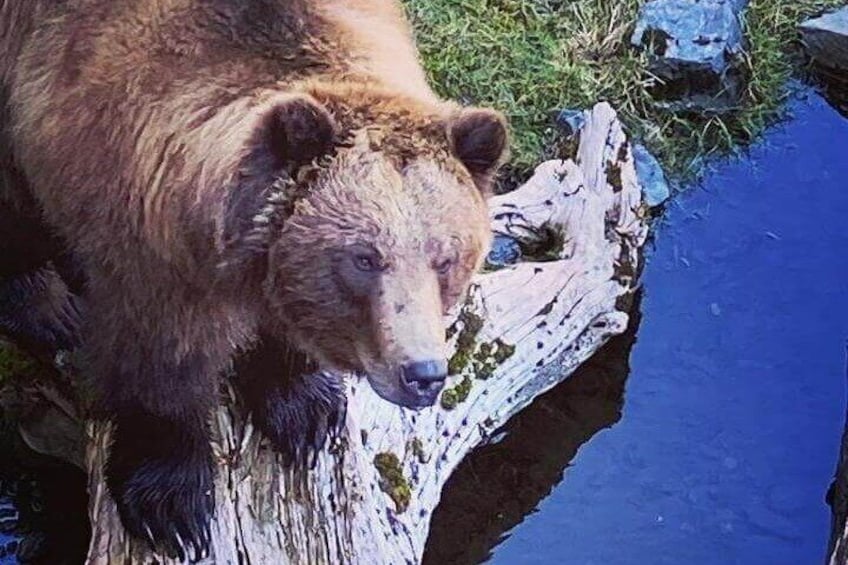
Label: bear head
xmin=229 ymin=88 xmax=507 ymax=409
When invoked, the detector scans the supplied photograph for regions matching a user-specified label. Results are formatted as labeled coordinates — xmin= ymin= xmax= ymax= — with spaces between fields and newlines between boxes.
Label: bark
xmin=4 ymin=102 xmax=650 ymax=564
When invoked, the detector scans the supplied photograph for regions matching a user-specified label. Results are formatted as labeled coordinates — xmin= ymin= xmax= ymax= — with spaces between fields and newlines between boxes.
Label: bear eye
xmin=434 ymin=257 xmax=454 ymax=275
xmin=354 ymin=254 xmax=380 ymax=272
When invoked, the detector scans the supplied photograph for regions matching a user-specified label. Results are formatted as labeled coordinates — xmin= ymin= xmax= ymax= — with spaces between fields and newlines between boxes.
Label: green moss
xmin=374 ymin=452 xmax=411 ymax=513
xmin=446 ymin=349 xmax=469 ymax=376
xmin=469 ymin=338 xmax=516 ymax=380
xmin=447 ymin=308 xmax=485 ymax=375
xmin=403 ymin=0 xmax=846 ymax=185
xmin=440 ymin=375 xmax=473 ymax=410
xmin=446 ymin=301 xmax=517 ymax=386
xmin=491 ymin=339 xmax=516 ymax=364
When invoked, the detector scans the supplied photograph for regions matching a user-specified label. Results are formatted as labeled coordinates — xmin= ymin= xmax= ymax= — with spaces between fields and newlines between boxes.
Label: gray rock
xmin=555 ymin=108 xmax=586 ymax=137
xmin=631 ymin=0 xmax=748 ymax=112
xmin=632 ymin=144 xmax=671 ymax=207
xmin=800 ymin=7 xmax=848 ymax=72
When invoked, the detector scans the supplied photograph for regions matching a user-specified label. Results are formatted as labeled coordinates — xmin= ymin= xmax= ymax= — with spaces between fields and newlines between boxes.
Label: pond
xmin=427 ymin=88 xmax=848 ymax=564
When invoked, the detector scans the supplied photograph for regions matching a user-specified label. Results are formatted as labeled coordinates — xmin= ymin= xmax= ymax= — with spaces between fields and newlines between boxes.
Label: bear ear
xmin=257 ymin=94 xmax=337 ymax=169
xmin=221 ymin=95 xmax=336 ymax=265
xmin=448 ymin=108 xmax=509 ymax=192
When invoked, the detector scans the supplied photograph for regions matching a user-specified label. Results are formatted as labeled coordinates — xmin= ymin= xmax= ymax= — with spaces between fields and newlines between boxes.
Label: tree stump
xmin=4 ymin=102 xmax=650 ymax=564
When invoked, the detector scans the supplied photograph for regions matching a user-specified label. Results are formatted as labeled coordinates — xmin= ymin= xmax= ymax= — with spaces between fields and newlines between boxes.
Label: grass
xmin=403 ymin=0 xmax=846 ymax=185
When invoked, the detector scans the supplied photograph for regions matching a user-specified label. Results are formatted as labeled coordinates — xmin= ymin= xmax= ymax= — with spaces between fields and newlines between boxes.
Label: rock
xmin=631 ymin=0 xmax=748 ymax=113
xmin=632 ymin=144 xmax=670 ymax=207
xmin=800 ymin=8 xmax=848 ymax=72
xmin=555 ymin=108 xmax=586 ymax=137
xmin=486 ymin=234 xmax=522 ymax=268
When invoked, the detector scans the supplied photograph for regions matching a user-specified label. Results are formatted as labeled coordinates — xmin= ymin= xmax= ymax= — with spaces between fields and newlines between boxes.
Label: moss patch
xmin=442 ymin=336 xmax=516 ymax=409
xmin=374 ymin=452 xmax=411 ymax=513
xmin=404 ymin=0 xmax=846 ymax=184
xmin=446 ymin=308 xmax=485 ymax=375
xmin=470 ymin=338 xmax=516 ymax=381
xmin=440 ymin=375 xmax=473 ymax=410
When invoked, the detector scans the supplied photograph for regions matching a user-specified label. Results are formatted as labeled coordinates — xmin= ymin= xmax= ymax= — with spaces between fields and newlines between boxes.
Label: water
xmin=427 ymin=89 xmax=848 ymax=564
xmin=0 ymin=493 xmax=20 ymax=564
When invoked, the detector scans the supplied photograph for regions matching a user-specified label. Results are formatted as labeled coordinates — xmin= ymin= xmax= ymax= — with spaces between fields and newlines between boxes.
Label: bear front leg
xmin=106 ymin=404 xmax=215 ymax=561
xmin=87 ymin=296 xmax=227 ymax=561
xmin=234 ymin=336 xmax=347 ymax=468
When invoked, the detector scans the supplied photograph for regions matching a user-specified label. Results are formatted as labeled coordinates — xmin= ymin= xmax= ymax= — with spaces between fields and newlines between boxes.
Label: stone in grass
xmin=800 ymin=7 xmax=848 ymax=72
xmin=555 ymin=108 xmax=586 ymax=138
xmin=631 ymin=0 xmax=748 ymax=113
xmin=632 ymin=144 xmax=670 ymax=207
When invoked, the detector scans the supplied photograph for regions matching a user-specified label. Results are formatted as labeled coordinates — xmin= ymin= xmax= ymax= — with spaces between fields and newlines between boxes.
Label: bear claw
xmin=105 ymin=413 xmax=215 ymax=562
xmin=253 ymin=370 xmax=347 ymax=468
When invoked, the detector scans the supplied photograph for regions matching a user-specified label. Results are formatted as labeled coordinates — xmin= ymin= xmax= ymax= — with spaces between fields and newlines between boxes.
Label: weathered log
xmin=5 ymin=102 xmax=649 ymax=564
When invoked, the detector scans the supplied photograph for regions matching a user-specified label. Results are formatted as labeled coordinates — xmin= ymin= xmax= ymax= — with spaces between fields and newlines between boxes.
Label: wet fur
xmin=0 ymin=0 xmax=506 ymax=558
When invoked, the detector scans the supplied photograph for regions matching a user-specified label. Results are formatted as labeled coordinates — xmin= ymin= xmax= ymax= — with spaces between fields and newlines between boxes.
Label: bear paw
xmin=105 ymin=413 xmax=215 ymax=561
xmin=254 ymin=371 xmax=347 ymax=468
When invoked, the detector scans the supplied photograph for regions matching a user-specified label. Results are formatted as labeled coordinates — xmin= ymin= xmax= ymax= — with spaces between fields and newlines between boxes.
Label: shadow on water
xmin=424 ymin=297 xmax=643 ymax=565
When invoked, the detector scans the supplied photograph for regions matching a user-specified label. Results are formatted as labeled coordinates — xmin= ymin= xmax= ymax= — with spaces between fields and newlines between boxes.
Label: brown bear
xmin=0 ymin=0 xmax=507 ymax=559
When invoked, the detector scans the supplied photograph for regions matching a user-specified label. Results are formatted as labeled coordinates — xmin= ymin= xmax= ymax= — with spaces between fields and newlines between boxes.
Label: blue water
xmin=0 ymin=494 xmax=19 ymax=564
xmin=487 ymin=92 xmax=848 ymax=564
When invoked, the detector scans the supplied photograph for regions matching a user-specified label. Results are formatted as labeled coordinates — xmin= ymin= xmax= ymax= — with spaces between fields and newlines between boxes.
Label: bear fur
xmin=0 ymin=0 xmax=508 ymax=559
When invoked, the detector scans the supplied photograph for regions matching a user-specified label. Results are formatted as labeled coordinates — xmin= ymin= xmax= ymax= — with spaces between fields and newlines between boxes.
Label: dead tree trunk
xmin=6 ymin=102 xmax=650 ymax=564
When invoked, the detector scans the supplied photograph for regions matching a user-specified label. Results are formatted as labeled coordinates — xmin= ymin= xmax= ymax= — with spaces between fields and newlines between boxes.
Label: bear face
xmin=255 ymin=94 xmax=506 ymax=408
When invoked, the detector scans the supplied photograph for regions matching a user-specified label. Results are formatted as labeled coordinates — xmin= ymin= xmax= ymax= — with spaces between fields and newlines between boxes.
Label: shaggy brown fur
xmin=0 ymin=0 xmax=507 ymax=558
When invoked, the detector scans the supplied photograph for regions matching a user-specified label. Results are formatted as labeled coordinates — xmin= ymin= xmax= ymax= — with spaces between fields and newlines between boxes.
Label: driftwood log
xmin=4 ymin=102 xmax=649 ymax=564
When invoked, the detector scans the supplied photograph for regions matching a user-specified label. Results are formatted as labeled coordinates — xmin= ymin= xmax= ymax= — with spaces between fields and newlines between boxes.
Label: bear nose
xmin=400 ymin=360 xmax=448 ymax=404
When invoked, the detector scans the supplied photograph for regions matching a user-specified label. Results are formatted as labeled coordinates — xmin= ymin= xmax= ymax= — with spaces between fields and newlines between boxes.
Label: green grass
xmin=403 ymin=0 xmax=846 ymax=185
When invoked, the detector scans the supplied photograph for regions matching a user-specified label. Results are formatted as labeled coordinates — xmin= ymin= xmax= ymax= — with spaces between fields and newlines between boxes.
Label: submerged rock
xmin=631 ymin=0 xmax=748 ymax=112
xmin=800 ymin=8 xmax=848 ymax=72
xmin=632 ymin=144 xmax=671 ymax=207
xmin=486 ymin=234 xmax=522 ymax=268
